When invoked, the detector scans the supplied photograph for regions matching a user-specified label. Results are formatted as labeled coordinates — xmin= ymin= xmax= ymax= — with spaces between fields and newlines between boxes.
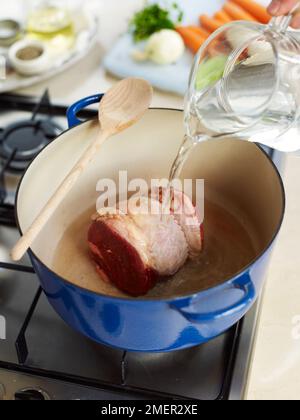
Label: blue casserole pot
xmin=15 ymin=94 xmax=285 ymax=352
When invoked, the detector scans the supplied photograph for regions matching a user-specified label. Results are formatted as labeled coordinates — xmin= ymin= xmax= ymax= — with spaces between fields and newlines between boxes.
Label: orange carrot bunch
xmin=176 ymin=0 xmax=271 ymax=55
xmin=176 ymin=27 xmax=207 ymax=54
xmin=231 ymin=0 xmax=271 ymax=23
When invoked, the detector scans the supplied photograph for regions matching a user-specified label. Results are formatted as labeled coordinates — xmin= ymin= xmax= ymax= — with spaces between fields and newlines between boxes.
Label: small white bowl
xmin=8 ymin=39 xmax=50 ymax=76
xmin=0 ymin=19 xmax=22 ymax=47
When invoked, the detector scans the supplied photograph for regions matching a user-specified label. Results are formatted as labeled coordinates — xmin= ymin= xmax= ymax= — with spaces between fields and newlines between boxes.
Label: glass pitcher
xmin=186 ymin=8 xmax=300 ymax=153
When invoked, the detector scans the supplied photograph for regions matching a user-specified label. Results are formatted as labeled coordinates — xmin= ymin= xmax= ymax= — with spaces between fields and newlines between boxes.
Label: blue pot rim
xmin=14 ymin=107 xmax=286 ymax=304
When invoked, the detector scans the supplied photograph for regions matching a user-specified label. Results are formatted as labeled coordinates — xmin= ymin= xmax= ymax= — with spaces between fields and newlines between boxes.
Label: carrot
xmin=186 ymin=25 xmax=210 ymax=39
xmin=199 ymin=15 xmax=224 ymax=32
xmin=231 ymin=0 xmax=271 ymax=24
xmin=214 ymin=10 xmax=232 ymax=23
xmin=223 ymin=2 xmax=257 ymax=21
xmin=176 ymin=27 xmax=206 ymax=54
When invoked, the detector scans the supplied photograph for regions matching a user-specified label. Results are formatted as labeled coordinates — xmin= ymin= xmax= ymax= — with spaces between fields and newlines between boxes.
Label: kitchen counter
xmin=5 ymin=0 xmax=300 ymax=401
xmin=245 ymin=154 xmax=300 ymax=400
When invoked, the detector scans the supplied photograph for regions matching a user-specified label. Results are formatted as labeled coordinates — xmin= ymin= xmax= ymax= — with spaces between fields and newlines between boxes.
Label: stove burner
xmin=0 ymin=119 xmax=62 ymax=173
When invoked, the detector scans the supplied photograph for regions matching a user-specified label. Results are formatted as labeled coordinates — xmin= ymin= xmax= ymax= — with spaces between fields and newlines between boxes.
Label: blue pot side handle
xmin=67 ymin=94 xmax=104 ymax=128
xmin=171 ymin=276 xmax=256 ymax=323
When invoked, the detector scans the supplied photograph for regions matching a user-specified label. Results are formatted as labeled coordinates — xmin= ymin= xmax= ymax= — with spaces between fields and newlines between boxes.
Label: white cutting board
xmin=103 ymin=0 xmax=269 ymax=95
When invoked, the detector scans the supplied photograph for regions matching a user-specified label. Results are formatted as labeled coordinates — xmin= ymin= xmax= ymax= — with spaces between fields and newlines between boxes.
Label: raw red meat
xmin=88 ymin=193 xmax=203 ymax=297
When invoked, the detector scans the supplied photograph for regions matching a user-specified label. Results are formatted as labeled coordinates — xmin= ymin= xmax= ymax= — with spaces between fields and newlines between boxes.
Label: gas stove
xmin=0 ymin=92 xmax=282 ymax=401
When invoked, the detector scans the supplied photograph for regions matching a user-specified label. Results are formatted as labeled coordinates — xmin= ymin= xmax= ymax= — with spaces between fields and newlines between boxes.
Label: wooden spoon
xmin=11 ymin=78 xmax=153 ymax=261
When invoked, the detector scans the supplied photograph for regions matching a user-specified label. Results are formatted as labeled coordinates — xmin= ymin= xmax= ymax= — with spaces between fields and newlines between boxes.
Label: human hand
xmin=268 ymin=0 xmax=300 ymax=28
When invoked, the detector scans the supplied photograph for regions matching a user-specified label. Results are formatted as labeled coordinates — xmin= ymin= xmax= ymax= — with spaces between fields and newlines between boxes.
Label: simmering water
xmin=52 ymin=199 xmax=258 ymax=299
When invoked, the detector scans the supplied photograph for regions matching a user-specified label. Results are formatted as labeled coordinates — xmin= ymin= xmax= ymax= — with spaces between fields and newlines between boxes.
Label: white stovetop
xmin=3 ymin=0 xmax=300 ymax=400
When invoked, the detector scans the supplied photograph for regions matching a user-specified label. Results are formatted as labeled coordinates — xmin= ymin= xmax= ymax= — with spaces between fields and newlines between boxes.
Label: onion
xmin=132 ymin=29 xmax=185 ymax=65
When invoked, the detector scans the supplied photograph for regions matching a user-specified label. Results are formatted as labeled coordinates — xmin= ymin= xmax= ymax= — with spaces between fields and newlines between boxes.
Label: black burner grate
xmin=0 ymin=91 xmax=97 ymax=226
xmin=0 ymin=91 xmax=63 ymax=174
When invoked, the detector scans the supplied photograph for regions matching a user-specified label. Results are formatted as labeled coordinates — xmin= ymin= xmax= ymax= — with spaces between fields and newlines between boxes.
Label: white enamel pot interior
xmin=16 ymin=108 xmax=285 ymax=300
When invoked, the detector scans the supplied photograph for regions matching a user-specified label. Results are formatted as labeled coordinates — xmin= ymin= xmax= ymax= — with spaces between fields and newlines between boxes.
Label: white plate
xmin=0 ymin=16 xmax=98 ymax=94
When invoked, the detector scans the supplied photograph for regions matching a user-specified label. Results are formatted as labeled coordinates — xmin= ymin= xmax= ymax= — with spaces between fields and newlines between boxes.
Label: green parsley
xmin=130 ymin=2 xmax=184 ymax=42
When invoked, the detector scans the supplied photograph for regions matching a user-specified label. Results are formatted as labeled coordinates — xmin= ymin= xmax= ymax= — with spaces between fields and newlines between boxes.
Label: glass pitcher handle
xmin=268 ymin=2 xmax=300 ymax=33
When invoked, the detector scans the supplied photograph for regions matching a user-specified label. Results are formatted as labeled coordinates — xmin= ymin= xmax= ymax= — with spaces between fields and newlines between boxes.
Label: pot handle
xmin=170 ymin=277 xmax=256 ymax=323
xmin=67 ymin=94 xmax=103 ymax=128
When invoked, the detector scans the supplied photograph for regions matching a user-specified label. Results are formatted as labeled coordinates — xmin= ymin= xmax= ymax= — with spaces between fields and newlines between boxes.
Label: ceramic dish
xmin=0 ymin=15 xmax=98 ymax=93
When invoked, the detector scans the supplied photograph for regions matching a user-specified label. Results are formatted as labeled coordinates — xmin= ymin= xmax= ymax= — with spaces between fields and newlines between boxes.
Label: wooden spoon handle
xmin=11 ymin=129 xmax=109 ymax=262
